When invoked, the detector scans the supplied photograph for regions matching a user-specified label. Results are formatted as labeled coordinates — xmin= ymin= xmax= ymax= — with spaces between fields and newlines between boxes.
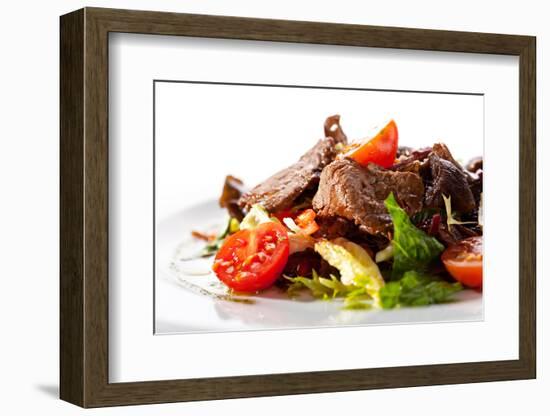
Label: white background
xmin=0 ymin=0 xmax=546 ymax=415
xmin=155 ymin=82 xmax=484 ymax=219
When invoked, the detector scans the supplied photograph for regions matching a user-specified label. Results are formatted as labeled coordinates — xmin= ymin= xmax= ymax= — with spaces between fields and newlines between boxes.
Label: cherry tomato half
xmin=212 ymin=222 xmax=289 ymax=292
xmin=441 ymin=236 xmax=483 ymax=289
xmin=344 ymin=120 xmax=398 ymax=168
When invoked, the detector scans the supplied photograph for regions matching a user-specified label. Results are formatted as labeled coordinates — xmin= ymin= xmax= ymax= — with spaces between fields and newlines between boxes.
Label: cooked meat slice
xmin=238 ymin=136 xmax=342 ymax=213
xmin=312 ymin=158 xmax=424 ymax=237
xmin=394 ymin=143 xmax=476 ymax=178
xmin=277 ymin=250 xmax=338 ymax=284
xmin=314 ymin=216 xmax=354 ymax=240
xmin=431 ymin=143 xmax=464 ymax=171
xmin=238 ymin=115 xmax=348 ymax=213
xmin=469 ymin=169 xmax=483 ymax=205
xmin=313 ymin=217 xmax=392 ymax=254
xmin=324 ymin=114 xmax=348 ymax=145
xmin=396 ymin=146 xmax=414 ymax=158
xmin=435 ymin=222 xmax=481 ymax=247
xmin=424 ymin=153 xmax=476 ymax=213
xmin=392 ymin=143 xmax=478 ymax=213
xmin=414 ymin=210 xmax=481 ymax=248
xmin=282 ymin=250 xmax=322 ymax=278
xmin=391 ymin=147 xmax=432 ymax=175
xmin=218 ymin=175 xmax=246 ymax=221
xmin=466 ymin=156 xmax=483 ymax=173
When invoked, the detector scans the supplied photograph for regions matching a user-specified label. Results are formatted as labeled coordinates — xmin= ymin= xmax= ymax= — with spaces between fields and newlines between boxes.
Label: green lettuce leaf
xmin=239 ymin=204 xmax=273 ymax=230
xmin=314 ymin=238 xmax=385 ymax=307
xmin=284 ymin=236 xmax=387 ymax=309
xmin=384 ymin=193 xmax=445 ymax=279
xmin=286 ymin=238 xmax=386 ymax=309
xmin=286 ymin=270 xmax=460 ymax=310
xmin=284 ymin=271 xmax=374 ymax=310
xmin=380 ymin=271 xmax=463 ymax=309
xmin=285 ymin=271 xmax=346 ymax=300
xmin=201 ymin=217 xmax=240 ymax=257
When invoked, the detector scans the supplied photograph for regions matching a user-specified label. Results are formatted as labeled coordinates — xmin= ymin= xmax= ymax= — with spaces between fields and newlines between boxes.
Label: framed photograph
xmin=60 ymin=7 xmax=536 ymax=408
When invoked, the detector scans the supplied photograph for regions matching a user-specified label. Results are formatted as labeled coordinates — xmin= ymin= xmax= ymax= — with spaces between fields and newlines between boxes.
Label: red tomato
xmin=212 ymin=222 xmax=289 ymax=292
xmin=344 ymin=120 xmax=398 ymax=168
xmin=441 ymin=236 xmax=483 ymax=289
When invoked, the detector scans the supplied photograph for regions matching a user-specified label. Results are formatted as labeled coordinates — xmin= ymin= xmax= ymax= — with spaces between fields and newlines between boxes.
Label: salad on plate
xmin=190 ymin=115 xmax=483 ymax=310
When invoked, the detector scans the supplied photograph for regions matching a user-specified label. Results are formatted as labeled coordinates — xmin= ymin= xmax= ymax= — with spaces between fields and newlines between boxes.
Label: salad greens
xmin=202 ymin=216 xmax=240 ymax=256
xmin=380 ymin=271 xmax=462 ymax=309
xmin=384 ymin=193 xmax=445 ymax=279
xmin=284 ymin=271 xmax=374 ymax=310
xmin=285 ymin=271 xmax=347 ymax=299
xmin=239 ymin=204 xmax=273 ymax=230
xmin=205 ymin=195 xmax=464 ymax=310
xmin=314 ymin=238 xmax=385 ymax=307
xmin=284 ymin=194 xmax=463 ymax=310
xmin=286 ymin=270 xmax=461 ymax=310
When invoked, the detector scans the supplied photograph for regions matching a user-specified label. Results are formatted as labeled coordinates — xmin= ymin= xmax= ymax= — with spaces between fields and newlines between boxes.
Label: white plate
xmin=155 ymin=200 xmax=483 ymax=334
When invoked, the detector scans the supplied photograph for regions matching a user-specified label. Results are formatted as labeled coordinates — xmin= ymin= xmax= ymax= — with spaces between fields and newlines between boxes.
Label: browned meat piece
xmin=314 ymin=216 xmax=354 ymax=240
xmin=238 ymin=136 xmax=343 ymax=213
xmin=282 ymin=250 xmax=326 ymax=278
xmin=469 ymin=169 xmax=482 ymax=205
xmin=313 ymin=216 xmax=391 ymax=254
xmin=435 ymin=222 xmax=481 ymax=247
xmin=238 ymin=115 xmax=348 ymax=213
xmin=312 ymin=158 xmax=424 ymax=238
xmin=392 ymin=143 xmax=478 ymax=213
xmin=219 ymin=175 xmax=246 ymax=221
xmin=324 ymin=114 xmax=348 ymax=144
xmin=394 ymin=143 xmax=474 ymax=177
xmin=396 ymin=146 xmax=414 ymax=158
xmin=431 ymin=143 xmax=463 ymax=168
xmin=466 ymin=156 xmax=483 ymax=173
xmin=413 ymin=207 xmax=481 ymax=248
xmin=391 ymin=147 xmax=432 ymax=175
xmin=431 ymin=144 xmax=479 ymax=212
xmin=424 ymin=152 xmax=476 ymax=213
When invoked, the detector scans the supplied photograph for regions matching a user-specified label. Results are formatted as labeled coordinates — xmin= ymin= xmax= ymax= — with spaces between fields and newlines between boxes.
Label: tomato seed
xmin=243 ymin=255 xmax=256 ymax=266
xmin=234 ymin=238 xmax=247 ymax=247
xmin=264 ymin=243 xmax=276 ymax=252
xmin=236 ymin=271 xmax=250 ymax=281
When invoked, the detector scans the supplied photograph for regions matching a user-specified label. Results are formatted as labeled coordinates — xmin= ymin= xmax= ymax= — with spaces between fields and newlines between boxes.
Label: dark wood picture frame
xmin=60 ymin=7 xmax=536 ymax=408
